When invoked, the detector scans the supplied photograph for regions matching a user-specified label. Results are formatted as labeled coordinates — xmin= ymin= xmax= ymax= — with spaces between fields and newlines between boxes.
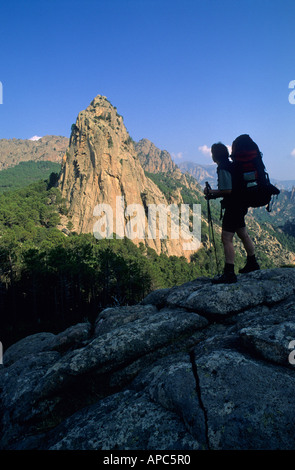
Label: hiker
xmin=204 ymin=140 xmax=259 ymax=284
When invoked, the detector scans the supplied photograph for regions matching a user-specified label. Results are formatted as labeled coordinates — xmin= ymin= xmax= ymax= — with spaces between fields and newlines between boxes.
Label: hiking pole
xmin=205 ymin=182 xmax=213 ymax=276
xmin=205 ymin=182 xmax=220 ymax=275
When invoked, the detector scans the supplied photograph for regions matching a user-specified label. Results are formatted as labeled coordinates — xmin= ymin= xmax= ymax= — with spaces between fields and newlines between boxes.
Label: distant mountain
xmin=0 ymin=135 xmax=68 ymax=170
xmin=178 ymin=161 xmax=295 ymax=193
xmin=135 ymin=139 xmax=178 ymax=174
xmin=271 ymin=179 xmax=295 ymax=191
xmin=253 ymin=187 xmax=295 ymax=226
xmin=178 ymin=161 xmax=216 ymax=187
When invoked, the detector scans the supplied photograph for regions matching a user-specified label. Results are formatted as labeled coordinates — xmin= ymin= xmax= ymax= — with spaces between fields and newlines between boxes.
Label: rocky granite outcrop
xmin=58 ymin=96 xmax=197 ymax=258
xmin=1 ymin=267 xmax=295 ymax=450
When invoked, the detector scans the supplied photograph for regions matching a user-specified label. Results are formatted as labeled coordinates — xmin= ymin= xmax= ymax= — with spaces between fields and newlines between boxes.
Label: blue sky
xmin=0 ymin=0 xmax=295 ymax=180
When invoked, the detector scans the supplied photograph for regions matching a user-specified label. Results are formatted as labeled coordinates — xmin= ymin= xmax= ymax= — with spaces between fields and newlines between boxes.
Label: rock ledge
xmin=1 ymin=268 xmax=295 ymax=450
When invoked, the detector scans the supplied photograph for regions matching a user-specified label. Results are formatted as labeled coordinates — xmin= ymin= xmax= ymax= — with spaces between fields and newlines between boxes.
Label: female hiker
xmin=204 ymin=140 xmax=259 ymax=284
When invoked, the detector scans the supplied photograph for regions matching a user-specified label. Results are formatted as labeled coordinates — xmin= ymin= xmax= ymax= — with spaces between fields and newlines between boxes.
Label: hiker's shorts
xmin=222 ymin=205 xmax=248 ymax=233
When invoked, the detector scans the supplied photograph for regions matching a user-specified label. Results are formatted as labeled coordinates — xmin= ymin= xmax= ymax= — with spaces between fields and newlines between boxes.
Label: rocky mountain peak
xmin=69 ymin=94 xmax=128 ymax=151
xmin=58 ymin=96 xmax=199 ymax=258
xmin=135 ymin=138 xmax=178 ymax=174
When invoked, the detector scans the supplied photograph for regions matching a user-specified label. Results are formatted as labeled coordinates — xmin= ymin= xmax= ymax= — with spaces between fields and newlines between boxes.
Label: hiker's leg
xmin=221 ymin=230 xmax=235 ymax=264
xmin=236 ymin=227 xmax=255 ymax=256
xmin=212 ymin=229 xmax=237 ymax=284
xmin=215 ymin=208 xmax=237 ymax=283
xmin=237 ymin=226 xmax=260 ymax=273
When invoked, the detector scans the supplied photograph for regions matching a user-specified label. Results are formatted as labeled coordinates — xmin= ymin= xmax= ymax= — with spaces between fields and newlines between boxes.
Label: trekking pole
xmin=205 ymin=182 xmax=220 ymax=275
xmin=205 ymin=182 xmax=213 ymax=276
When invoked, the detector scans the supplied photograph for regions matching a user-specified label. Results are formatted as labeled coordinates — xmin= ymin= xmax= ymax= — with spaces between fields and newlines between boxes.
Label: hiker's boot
xmin=239 ymin=255 xmax=260 ymax=274
xmin=212 ymin=263 xmax=237 ymax=284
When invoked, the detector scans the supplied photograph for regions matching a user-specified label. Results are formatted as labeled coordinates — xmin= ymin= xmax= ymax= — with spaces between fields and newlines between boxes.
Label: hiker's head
xmin=231 ymin=134 xmax=260 ymax=156
xmin=211 ymin=142 xmax=230 ymax=165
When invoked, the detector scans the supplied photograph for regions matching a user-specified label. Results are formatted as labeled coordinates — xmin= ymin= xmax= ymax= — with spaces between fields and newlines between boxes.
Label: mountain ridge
xmin=0 ymin=135 xmax=68 ymax=170
xmin=178 ymin=159 xmax=295 ymax=192
xmin=0 ymin=96 xmax=294 ymax=266
xmin=0 ymin=134 xmax=293 ymax=190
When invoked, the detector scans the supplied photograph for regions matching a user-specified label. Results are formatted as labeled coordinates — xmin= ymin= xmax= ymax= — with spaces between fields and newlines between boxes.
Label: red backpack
xmin=232 ymin=148 xmax=280 ymax=211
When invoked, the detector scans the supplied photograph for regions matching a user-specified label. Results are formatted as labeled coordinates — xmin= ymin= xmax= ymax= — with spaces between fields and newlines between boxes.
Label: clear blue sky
xmin=0 ymin=0 xmax=295 ymax=180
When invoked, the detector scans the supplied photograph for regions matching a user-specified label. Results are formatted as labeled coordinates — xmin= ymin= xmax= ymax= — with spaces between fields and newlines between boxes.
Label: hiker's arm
xmin=204 ymin=188 xmax=232 ymax=198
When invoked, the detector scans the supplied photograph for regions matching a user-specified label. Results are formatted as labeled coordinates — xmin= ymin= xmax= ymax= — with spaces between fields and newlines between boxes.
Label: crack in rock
xmin=189 ymin=349 xmax=210 ymax=450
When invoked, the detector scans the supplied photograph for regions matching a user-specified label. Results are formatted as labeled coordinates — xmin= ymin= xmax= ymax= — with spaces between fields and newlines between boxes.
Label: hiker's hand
xmin=204 ymin=182 xmax=211 ymax=194
xmin=204 ymin=187 xmax=213 ymax=198
xmin=204 ymin=188 xmax=217 ymax=200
